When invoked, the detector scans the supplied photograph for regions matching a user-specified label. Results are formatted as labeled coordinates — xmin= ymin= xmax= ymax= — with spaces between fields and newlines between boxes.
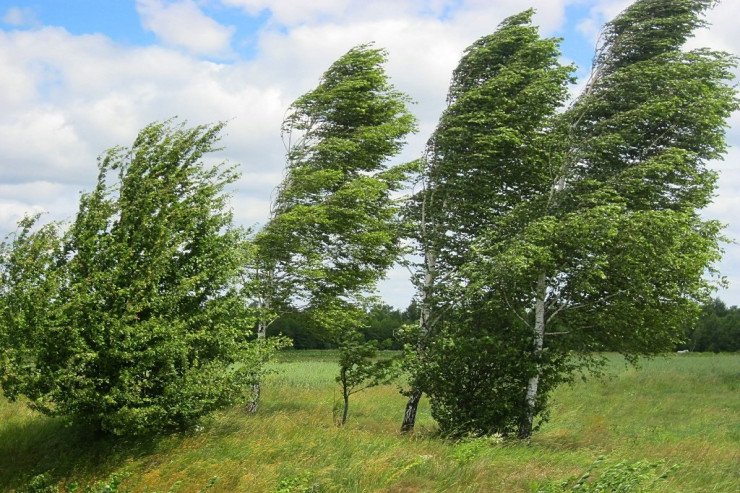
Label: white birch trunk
xmin=401 ymin=241 xmax=436 ymax=433
xmin=521 ymin=271 xmax=546 ymax=438
xmin=247 ymin=269 xmax=270 ymax=413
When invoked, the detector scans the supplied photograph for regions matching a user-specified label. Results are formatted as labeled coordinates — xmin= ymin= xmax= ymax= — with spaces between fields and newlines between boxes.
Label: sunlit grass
xmin=0 ymin=352 xmax=737 ymax=492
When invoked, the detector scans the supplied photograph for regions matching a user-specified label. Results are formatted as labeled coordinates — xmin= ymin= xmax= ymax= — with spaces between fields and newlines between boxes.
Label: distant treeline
xmin=269 ymin=298 xmax=740 ymax=353
xmin=680 ymin=298 xmax=740 ymax=352
xmin=267 ymin=301 xmax=420 ymax=350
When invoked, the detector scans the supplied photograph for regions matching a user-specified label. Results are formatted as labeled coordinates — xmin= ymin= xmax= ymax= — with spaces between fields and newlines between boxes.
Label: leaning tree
xmin=247 ymin=44 xmax=417 ymax=412
xmin=400 ymin=9 xmax=574 ymax=434
xmin=406 ymin=0 xmax=738 ymax=438
xmin=0 ymin=120 xmax=279 ymax=436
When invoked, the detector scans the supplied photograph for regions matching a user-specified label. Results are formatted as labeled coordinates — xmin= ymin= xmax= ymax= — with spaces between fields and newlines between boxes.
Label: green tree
xmin=335 ymin=330 xmax=395 ymax=425
xmin=266 ymin=310 xmax=336 ymax=349
xmin=400 ymin=9 xmax=574 ymax=433
xmin=0 ymin=216 xmax=66 ymax=403
xmin=0 ymin=120 xmax=281 ymax=436
xmin=467 ymin=0 xmax=737 ymax=438
xmin=686 ymin=298 xmax=740 ymax=352
xmin=263 ymin=302 xmax=416 ymax=350
xmin=361 ymin=303 xmax=405 ymax=349
xmin=249 ymin=44 xmax=417 ymax=410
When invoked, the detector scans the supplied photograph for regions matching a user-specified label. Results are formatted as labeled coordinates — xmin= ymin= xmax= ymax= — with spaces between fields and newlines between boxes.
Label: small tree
xmin=0 ymin=120 xmax=281 ymax=436
xmin=335 ymin=328 xmax=395 ymax=425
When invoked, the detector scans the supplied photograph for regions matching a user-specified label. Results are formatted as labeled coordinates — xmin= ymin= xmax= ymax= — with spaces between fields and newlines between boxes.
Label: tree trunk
xmin=247 ymin=299 xmax=267 ymax=414
xmin=520 ymin=272 xmax=546 ymax=439
xmin=401 ymin=389 xmax=422 ymax=433
xmin=246 ymin=380 xmax=261 ymax=414
xmin=341 ymin=391 xmax=350 ymax=426
xmin=400 ymin=240 xmax=437 ymax=433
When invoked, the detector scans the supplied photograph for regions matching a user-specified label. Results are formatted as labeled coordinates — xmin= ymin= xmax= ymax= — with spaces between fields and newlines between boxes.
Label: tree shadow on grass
xmin=0 ymin=407 xmax=165 ymax=491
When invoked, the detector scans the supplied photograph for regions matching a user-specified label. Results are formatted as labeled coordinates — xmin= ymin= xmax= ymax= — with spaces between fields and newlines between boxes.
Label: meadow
xmin=0 ymin=352 xmax=737 ymax=492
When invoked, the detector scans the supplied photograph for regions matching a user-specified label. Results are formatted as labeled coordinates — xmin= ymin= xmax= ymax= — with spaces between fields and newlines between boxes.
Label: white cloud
xmin=221 ymin=0 xmax=568 ymax=33
xmin=0 ymin=107 xmax=90 ymax=184
xmin=0 ymin=33 xmax=39 ymax=110
xmin=0 ymin=24 xmax=289 ymax=245
xmin=0 ymin=182 xmax=82 ymax=232
xmin=690 ymin=0 xmax=740 ymax=55
xmin=377 ymin=264 xmax=417 ymax=310
xmin=0 ymin=202 xmax=45 ymax=233
xmin=575 ymin=0 xmax=631 ymax=42
xmin=1 ymin=6 xmax=40 ymax=28
xmin=716 ymin=275 xmax=740 ymax=309
xmin=136 ymin=0 xmax=235 ymax=57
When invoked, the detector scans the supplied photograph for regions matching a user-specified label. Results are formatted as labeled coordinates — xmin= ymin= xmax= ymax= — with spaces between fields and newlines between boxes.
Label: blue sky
xmin=1 ymin=0 xmax=739 ymax=308
xmin=9 ymin=1 xmax=272 ymax=57
xmin=11 ymin=2 xmax=155 ymax=44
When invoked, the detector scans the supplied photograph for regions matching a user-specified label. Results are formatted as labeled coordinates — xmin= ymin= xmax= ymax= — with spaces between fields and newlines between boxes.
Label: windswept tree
xmin=0 ymin=120 xmax=279 ymax=436
xmin=247 ymin=44 xmax=417 ymax=412
xmin=433 ymin=0 xmax=737 ymax=438
xmin=400 ymin=9 xmax=575 ymax=434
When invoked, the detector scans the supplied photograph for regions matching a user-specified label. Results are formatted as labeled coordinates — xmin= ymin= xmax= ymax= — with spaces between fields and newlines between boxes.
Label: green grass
xmin=0 ymin=352 xmax=738 ymax=492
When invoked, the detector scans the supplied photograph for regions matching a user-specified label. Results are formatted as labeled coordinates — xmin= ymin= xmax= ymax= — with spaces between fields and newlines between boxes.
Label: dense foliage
xmin=248 ymin=43 xmax=416 ymax=413
xmin=403 ymin=0 xmax=737 ymax=438
xmin=0 ymin=120 xmax=282 ymax=436
xmin=400 ymin=8 xmax=575 ymax=436
xmin=255 ymin=43 xmax=416 ymax=318
xmin=683 ymin=298 xmax=740 ymax=352
xmin=267 ymin=302 xmax=417 ymax=349
xmin=1 ymin=0 xmax=736 ymax=443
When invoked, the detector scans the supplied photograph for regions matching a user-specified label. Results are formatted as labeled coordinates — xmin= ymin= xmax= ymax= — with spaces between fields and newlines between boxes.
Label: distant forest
xmin=680 ymin=298 xmax=740 ymax=352
xmin=267 ymin=301 xmax=420 ymax=350
xmin=271 ymin=298 xmax=740 ymax=352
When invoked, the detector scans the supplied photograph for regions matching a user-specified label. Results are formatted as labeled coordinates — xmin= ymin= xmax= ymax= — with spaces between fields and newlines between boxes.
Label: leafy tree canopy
xmin=257 ymin=44 xmax=417 ymax=317
xmin=0 ymin=120 xmax=282 ymax=436
xmin=405 ymin=0 xmax=738 ymax=438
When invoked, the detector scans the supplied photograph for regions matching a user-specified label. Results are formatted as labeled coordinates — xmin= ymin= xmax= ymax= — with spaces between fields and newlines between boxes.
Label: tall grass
xmin=0 ymin=352 xmax=737 ymax=492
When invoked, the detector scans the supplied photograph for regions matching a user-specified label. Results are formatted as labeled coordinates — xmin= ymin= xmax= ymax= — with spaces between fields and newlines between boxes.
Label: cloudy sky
xmin=1 ymin=0 xmax=738 ymax=308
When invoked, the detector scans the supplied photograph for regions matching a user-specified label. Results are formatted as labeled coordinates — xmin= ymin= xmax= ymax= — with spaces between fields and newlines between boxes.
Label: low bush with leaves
xmin=537 ymin=455 xmax=679 ymax=492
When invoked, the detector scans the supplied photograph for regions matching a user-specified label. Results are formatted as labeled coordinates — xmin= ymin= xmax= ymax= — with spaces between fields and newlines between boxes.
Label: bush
xmin=0 ymin=120 xmax=278 ymax=436
xmin=413 ymin=301 xmax=571 ymax=438
xmin=537 ymin=455 xmax=678 ymax=492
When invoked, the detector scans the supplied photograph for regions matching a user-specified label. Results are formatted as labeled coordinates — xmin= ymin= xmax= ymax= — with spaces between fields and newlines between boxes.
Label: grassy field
xmin=0 ymin=352 xmax=738 ymax=492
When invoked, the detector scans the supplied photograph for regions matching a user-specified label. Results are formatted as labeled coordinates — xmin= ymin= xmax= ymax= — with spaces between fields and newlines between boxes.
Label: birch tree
xmin=248 ymin=44 xmax=417 ymax=411
xmin=466 ymin=0 xmax=737 ymax=438
xmin=400 ymin=9 xmax=574 ymax=433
